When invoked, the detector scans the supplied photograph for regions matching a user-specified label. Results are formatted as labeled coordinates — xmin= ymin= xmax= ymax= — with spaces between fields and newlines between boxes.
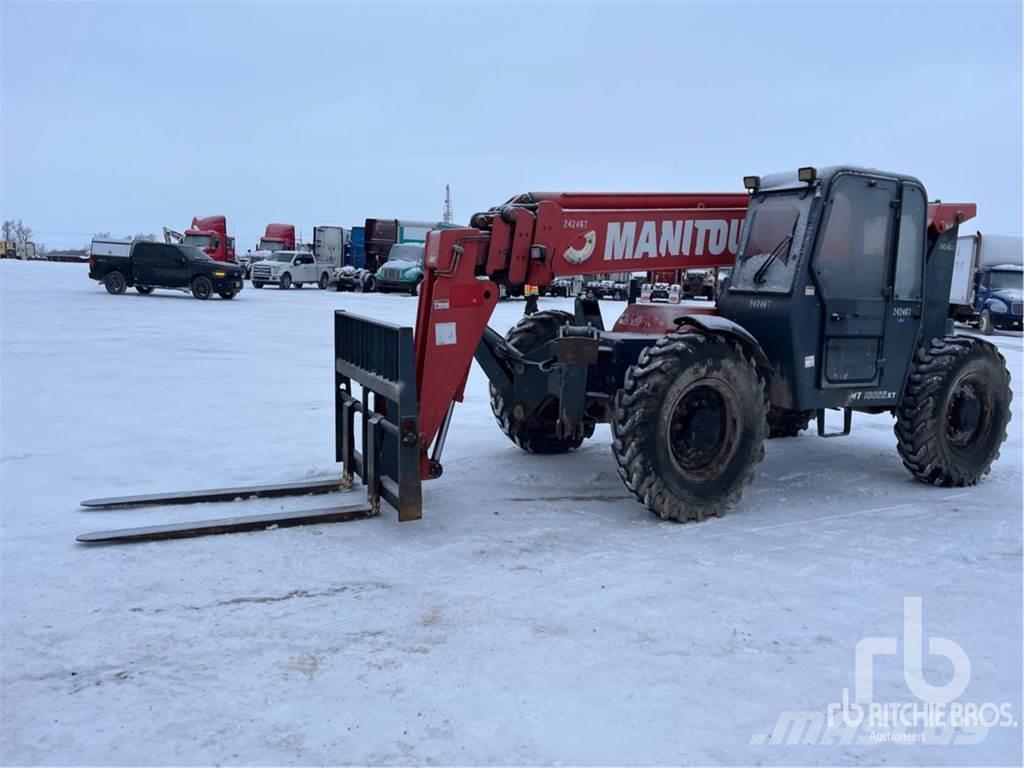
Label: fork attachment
xmin=334 ymin=311 xmax=423 ymax=521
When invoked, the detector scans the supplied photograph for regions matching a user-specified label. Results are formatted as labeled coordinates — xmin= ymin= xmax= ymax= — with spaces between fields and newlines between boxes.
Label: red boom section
xmin=928 ymin=202 xmax=977 ymax=233
xmin=411 ymin=193 xmax=751 ymax=475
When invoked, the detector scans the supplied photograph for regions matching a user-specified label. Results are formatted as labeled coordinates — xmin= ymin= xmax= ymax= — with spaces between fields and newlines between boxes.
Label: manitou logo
xmin=603 ymin=219 xmax=742 ymax=261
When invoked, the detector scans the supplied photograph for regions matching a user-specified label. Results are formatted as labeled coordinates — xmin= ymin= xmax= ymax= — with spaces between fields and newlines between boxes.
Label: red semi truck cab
xmin=183 ymin=216 xmax=236 ymax=263
xmin=258 ymin=223 xmax=296 ymax=253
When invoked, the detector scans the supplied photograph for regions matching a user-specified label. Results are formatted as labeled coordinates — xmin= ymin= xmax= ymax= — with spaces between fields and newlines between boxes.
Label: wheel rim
xmin=195 ymin=280 xmax=210 ymax=298
xmin=946 ymin=373 xmax=993 ymax=453
xmin=666 ymin=380 xmax=741 ymax=482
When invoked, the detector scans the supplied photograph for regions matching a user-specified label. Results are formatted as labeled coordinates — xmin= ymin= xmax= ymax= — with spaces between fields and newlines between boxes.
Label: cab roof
xmin=755 ymin=165 xmax=976 ymax=233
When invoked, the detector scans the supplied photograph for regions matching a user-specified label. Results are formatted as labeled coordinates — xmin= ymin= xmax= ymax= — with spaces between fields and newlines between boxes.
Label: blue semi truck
xmin=950 ymin=233 xmax=1023 ymax=334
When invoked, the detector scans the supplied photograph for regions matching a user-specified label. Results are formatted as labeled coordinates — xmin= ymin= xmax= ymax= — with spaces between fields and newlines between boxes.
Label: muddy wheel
xmin=279 ymin=273 xmax=292 ymax=290
xmin=767 ymin=406 xmax=814 ymax=438
xmin=218 ymin=290 xmax=236 ymax=300
xmin=318 ymin=272 xmax=329 ymax=290
xmin=104 ymin=272 xmax=127 ymax=295
xmin=489 ymin=310 xmax=594 ymax=454
xmin=895 ymin=336 xmax=1011 ymax=486
xmin=979 ymin=309 xmax=994 ymax=335
xmin=136 ymin=285 xmax=154 ymax=295
xmin=611 ymin=329 xmax=767 ymax=521
xmin=191 ymin=275 xmax=212 ymax=300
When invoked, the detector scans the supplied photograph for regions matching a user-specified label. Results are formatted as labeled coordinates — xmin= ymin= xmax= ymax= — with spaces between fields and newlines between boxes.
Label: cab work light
xmin=743 ymin=175 xmax=760 ymax=192
xmin=798 ymin=166 xmax=817 ymax=183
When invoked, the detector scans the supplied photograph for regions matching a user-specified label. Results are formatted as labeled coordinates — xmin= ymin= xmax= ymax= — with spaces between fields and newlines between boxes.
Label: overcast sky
xmin=2 ymin=0 xmax=1021 ymax=251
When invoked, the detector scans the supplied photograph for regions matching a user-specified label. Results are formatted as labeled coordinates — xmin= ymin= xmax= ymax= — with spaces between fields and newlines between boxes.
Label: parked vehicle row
xmin=83 ymin=217 xmax=1023 ymax=340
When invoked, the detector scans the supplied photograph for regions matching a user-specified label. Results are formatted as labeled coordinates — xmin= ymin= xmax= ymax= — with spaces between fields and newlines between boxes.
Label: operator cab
xmin=718 ymin=166 xmax=940 ymax=414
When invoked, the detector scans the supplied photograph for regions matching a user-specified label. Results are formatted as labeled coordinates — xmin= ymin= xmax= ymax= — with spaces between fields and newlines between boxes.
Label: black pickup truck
xmin=89 ymin=241 xmax=244 ymax=300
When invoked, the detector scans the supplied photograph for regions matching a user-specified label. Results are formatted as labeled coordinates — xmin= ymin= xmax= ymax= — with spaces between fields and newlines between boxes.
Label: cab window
xmin=893 ymin=185 xmax=926 ymax=300
xmin=730 ymin=193 xmax=808 ymax=293
xmin=814 ymin=176 xmax=894 ymax=299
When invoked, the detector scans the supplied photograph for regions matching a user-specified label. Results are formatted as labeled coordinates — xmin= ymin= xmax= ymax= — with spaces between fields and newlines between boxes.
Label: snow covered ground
xmin=1 ymin=260 xmax=1021 ymax=766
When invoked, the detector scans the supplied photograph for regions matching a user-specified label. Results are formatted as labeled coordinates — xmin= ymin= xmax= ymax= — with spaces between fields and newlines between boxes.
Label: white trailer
xmin=312 ymin=226 xmax=346 ymax=270
xmin=397 ymin=220 xmax=438 ymax=245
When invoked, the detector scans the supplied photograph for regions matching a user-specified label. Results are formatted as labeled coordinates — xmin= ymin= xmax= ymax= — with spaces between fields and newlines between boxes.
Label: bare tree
xmin=12 ymin=220 xmax=32 ymax=247
xmin=129 ymin=232 xmax=157 ymax=242
xmin=1 ymin=220 xmax=14 ymax=241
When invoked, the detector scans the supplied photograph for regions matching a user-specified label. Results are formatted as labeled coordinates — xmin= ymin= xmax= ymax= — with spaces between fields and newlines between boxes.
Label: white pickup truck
xmin=250 ymin=250 xmax=333 ymax=290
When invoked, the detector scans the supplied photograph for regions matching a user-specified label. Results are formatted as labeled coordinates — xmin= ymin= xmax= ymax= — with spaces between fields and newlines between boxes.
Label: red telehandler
xmin=79 ymin=166 xmax=1012 ymax=543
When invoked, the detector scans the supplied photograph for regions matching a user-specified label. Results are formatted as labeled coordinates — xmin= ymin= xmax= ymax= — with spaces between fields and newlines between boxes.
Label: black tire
xmin=318 ymin=272 xmax=329 ymax=290
xmin=218 ymin=290 xmax=236 ymax=300
xmin=895 ymin=335 xmax=1011 ymax=487
xmin=611 ymin=329 xmax=768 ymax=521
xmin=979 ymin=309 xmax=994 ymax=335
xmin=191 ymin=275 xmax=213 ymax=300
xmin=253 ymin=281 xmax=264 ymax=289
xmin=409 ymin=280 xmax=419 ymax=297
xmin=104 ymin=272 xmax=127 ymax=295
xmin=135 ymin=285 xmax=154 ymax=295
xmin=363 ymin=276 xmax=376 ymax=293
xmin=489 ymin=310 xmax=593 ymax=454
xmin=279 ymin=273 xmax=292 ymax=290
xmin=767 ymin=406 xmax=814 ymax=438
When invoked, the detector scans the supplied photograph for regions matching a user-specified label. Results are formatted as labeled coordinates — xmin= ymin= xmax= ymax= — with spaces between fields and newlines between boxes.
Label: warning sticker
xmin=804 ymin=355 xmax=815 ymax=368
xmin=804 ymin=285 xmax=815 ymax=296
xmin=435 ymin=322 xmax=457 ymax=346
xmin=433 ymin=299 xmax=450 ymax=310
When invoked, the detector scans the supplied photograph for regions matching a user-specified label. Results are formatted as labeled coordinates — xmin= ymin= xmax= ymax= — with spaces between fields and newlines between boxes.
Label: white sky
xmin=2 ymin=1 xmax=1021 ymax=250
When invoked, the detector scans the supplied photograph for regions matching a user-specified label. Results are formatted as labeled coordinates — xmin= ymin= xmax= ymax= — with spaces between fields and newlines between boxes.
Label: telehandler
xmin=79 ymin=166 xmax=1011 ymax=542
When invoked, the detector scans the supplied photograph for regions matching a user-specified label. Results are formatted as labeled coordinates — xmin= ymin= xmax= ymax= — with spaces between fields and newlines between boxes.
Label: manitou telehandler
xmin=79 ymin=166 xmax=1012 ymax=542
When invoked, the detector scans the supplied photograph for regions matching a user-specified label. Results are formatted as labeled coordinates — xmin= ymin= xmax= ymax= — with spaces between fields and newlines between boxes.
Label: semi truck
xmin=347 ymin=226 xmax=366 ymax=269
xmin=182 ymin=216 xmax=236 ymax=263
xmin=374 ymin=243 xmax=425 ymax=294
xmin=238 ymin=223 xmax=296 ymax=276
xmin=363 ymin=219 xmax=439 ymax=274
xmin=950 ymin=232 xmax=1023 ymax=334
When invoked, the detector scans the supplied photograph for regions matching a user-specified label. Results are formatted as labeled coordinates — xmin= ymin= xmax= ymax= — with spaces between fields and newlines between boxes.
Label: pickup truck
xmin=250 ymin=250 xmax=333 ymax=290
xmin=88 ymin=240 xmax=244 ymax=300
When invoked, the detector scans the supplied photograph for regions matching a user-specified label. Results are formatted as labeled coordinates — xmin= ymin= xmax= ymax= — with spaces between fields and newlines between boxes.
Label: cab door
xmin=881 ymin=183 xmax=927 ymax=395
xmin=130 ymin=242 xmax=159 ymax=285
xmin=812 ymin=174 xmax=896 ymax=388
xmin=159 ymin=245 xmax=191 ymax=287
